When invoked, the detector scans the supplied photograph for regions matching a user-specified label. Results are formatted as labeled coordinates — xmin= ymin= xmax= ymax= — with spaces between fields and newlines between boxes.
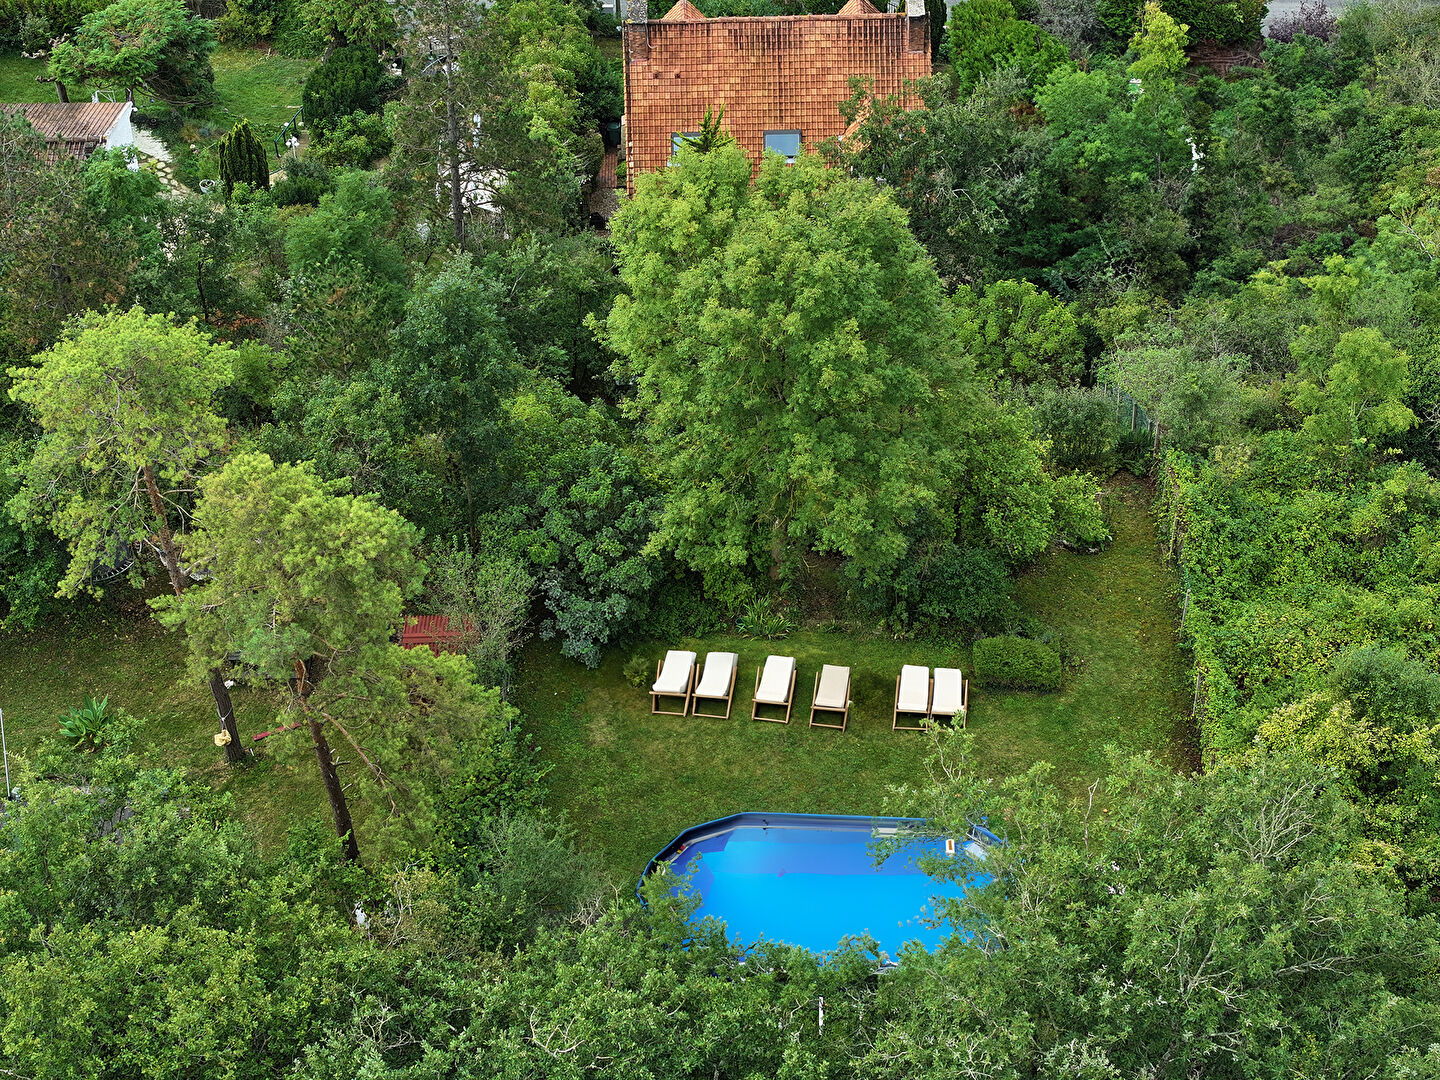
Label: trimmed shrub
xmin=974 ymin=634 xmax=1063 ymax=690
xmin=217 ymin=117 xmax=270 ymax=195
xmin=300 ymin=43 xmax=385 ymax=139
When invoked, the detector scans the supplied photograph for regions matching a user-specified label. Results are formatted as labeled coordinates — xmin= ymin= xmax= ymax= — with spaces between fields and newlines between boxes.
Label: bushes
xmin=300 ymin=43 xmax=386 ymax=139
xmin=974 ymin=634 xmax=1063 ymax=690
xmin=1033 ymin=386 xmax=1122 ymax=474
xmin=308 ymin=109 xmax=392 ymax=169
xmin=0 ymin=0 xmax=107 ymax=45
xmin=865 ymin=542 xmax=1015 ymax=633
xmin=1096 ymin=0 xmax=1263 ymax=44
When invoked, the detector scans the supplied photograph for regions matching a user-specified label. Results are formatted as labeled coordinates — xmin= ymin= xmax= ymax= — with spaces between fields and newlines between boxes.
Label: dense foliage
xmin=2 ymin=0 xmax=1440 ymax=1072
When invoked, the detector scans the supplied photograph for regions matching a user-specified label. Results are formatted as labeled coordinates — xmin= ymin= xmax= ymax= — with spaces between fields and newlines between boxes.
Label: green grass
xmin=514 ymin=474 xmax=1196 ymax=881
xmin=0 ymin=48 xmax=312 ymax=125
xmin=206 ymin=46 xmax=311 ymax=138
xmin=0 ymin=54 xmax=54 ymax=103
xmin=0 ymin=595 xmax=367 ymax=851
xmin=0 ymin=476 xmax=1194 ymax=873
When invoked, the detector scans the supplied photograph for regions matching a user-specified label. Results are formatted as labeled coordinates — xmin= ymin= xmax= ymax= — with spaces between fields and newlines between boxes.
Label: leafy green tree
xmin=282 ymin=171 xmax=407 ymax=372
xmin=954 ymin=278 xmax=1086 ymax=386
xmin=943 ymin=0 xmax=1070 ymax=94
xmin=877 ymin=736 xmax=1440 ymax=1076
xmin=1035 ymin=2 xmax=1198 ymax=293
xmin=829 ymin=71 xmax=1056 ymax=285
xmin=216 ymin=117 xmax=269 ymax=196
xmin=1102 ymin=326 xmax=1248 ymax=453
xmin=0 ymin=115 xmax=135 ymax=362
xmin=47 ymin=0 xmax=217 ymax=106
xmin=480 ymin=232 xmax=623 ymax=396
xmin=1098 ymin=0 xmax=1263 ymax=45
xmin=386 ymin=251 xmax=518 ymax=534
xmin=1293 ymin=327 xmax=1416 ymax=451
xmin=387 ymin=0 xmax=604 ymax=239
xmin=601 ymin=145 xmax=975 ymax=595
xmin=493 ymin=382 xmax=661 ymax=666
xmin=298 ymin=0 xmax=393 ymax=50
xmin=6 ymin=308 xmax=246 ymax=762
xmin=421 ymin=538 xmax=533 ymax=689
xmin=151 ymin=451 xmax=423 ymax=862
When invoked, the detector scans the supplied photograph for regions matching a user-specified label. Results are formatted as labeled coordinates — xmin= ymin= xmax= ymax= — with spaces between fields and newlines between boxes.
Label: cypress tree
xmin=217 ymin=118 xmax=270 ymax=196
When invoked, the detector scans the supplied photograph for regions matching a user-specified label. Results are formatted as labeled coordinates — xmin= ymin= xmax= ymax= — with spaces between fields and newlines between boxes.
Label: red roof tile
xmin=623 ymin=11 xmax=930 ymax=193
xmin=661 ymin=0 xmax=708 ymax=19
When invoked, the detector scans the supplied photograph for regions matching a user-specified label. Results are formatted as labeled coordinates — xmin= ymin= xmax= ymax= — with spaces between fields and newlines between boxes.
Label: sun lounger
xmin=893 ymin=664 xmax=932 ymax=731
xmin=651 ymin=650 xmax=697 ymax=716
xmin=752 ymin=654 xmax=797 ymax=723
xmin=809 ymin=664 xmax=852 ymax=730
xmin=930 ymin=667 xmax=968 ymax=727
xmin=692 ymin=651 xmax=739 ymax=719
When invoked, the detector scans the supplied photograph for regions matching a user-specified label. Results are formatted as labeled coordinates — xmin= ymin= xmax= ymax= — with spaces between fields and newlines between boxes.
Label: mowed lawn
xmin=0 ymin=475 xmax=1193 ymax=871
xmin=515 ymin=474 xmax=1197 ymax=880
xmin=0 ymin=53 xmax=51 ymax=103
xmin=207 ymin=47 xmax=311 ymax=136
xmin=0 ymin=594 xmax=345 ymax=851
xmin=0 ymin=48 xmax=311 ymax=135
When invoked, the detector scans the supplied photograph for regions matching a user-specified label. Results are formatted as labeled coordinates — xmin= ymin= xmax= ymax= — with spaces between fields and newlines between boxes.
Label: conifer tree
xmin=217 ymin=118 xmax=269 ymax=196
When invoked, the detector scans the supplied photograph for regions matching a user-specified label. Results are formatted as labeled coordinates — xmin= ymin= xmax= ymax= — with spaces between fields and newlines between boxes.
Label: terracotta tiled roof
xmin=1 ymin=101 xmax=126 ymax=142
xmin=623 ymin=11 xmax=930 ymax=193
xmin=661 ymin=0 xmax=708 ymax=19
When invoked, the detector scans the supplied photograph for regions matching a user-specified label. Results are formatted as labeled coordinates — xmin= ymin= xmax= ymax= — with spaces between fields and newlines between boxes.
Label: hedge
xmin=973 ymin=635 xmax=1063 ymax=691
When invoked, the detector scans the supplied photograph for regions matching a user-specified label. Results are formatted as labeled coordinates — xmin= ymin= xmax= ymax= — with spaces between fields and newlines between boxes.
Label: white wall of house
xmin=103 ymin=101 xmax=135 ymax=153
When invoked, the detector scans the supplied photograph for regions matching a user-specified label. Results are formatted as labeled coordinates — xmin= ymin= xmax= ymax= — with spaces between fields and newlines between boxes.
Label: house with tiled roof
xmin=621 ymin=0 xmax=931 ymax=194
xmin=0 ymin=100 xmax=136 ymax=165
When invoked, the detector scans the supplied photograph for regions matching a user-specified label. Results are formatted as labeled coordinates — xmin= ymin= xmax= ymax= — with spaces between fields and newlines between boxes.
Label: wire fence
xmin=1097 ymin=382 xmax=1155 ymax=435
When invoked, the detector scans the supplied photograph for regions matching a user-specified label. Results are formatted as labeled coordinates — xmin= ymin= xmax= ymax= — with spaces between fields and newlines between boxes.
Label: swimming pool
xmin=642 ymin=812 xmax=995 ymax=960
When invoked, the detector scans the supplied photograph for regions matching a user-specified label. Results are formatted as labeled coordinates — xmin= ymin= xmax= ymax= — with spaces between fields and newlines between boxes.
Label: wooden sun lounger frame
xmin=751 ymin=663 xmax=797 ymax=724
xmin=930 ymin=676 xmax=969 ymax=729
xmin=691 ymin=657 xmax=739 ymax=720
xmin=651 ymin=656 xmax=696 ymax=717
xmin=893 ymin=672 xmax=933 ymax=731
xmin=809 ymin=667 xmax=851 ymax=731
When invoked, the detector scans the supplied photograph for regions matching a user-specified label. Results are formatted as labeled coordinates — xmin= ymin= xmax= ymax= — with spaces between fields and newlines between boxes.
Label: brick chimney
xmin=906 ymin=0 xmax=928 ymax=53
xmin=626 ymin=0 xmax=651 ymax=62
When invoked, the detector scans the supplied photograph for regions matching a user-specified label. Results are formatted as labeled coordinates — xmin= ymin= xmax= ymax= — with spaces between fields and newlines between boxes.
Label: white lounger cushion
xmin=931 ymin=668 xmax=964 ymax=715
xmin=897 ymin=665 xmax=931 ymax=713
xmin=814 ymin=664 xmax=850 ymax=709
xmin=652 ymin=650 xmax=697 ymax=694
xmin=755 ymin=655 xmax=796 ymax=704
xmin=695 ymin=652 xmax=738 ymax=698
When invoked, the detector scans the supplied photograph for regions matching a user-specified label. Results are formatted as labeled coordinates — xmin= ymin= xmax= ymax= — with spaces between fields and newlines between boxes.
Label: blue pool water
xmin=645 ymin=813 xmax=992 ymax=960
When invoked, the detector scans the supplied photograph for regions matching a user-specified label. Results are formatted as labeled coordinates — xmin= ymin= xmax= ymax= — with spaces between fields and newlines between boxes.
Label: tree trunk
xmin=297 ymin=659 xmax=360 ymax=862
xmin=445 ymin=75 xmax=465 ymax=244
xmin=444 ymin=22 xmax=465 ymax=245
xmin=310 ymin=719 xmax=359 ymax=862
xmin=208 ymin=670 xmax=245 ymax=765
xmin=142 ymin=462 xmax=246 ymax=765
xmin=55 ymin=81 xmax=69 ymax=103
xmin=769 ymin=519 xmax=786 ymax=581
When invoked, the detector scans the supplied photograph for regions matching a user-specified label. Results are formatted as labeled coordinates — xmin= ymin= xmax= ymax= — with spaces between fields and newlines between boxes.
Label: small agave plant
xmin=59 ymin=696 xmax=111 ymax=753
